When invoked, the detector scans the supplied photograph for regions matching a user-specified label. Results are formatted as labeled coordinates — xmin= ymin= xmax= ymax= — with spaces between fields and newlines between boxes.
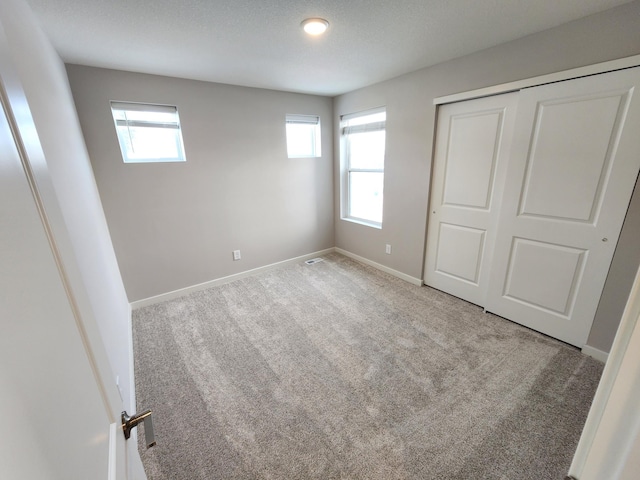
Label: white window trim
xmin=340 ymin=107 xmax=386 ymax=229
xmin=110 ymin=101 xmax=187 ymax=163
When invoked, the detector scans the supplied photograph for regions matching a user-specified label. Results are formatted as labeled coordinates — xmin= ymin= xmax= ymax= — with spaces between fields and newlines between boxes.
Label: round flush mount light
xmin=301 ymin=18 xmax=329 ymax=36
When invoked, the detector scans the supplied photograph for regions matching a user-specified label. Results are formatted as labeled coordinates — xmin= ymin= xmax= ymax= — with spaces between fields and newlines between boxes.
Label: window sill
xmin=123 ymin=158 xmax=186 ymax=164
xmin=341 ymin=216 xmax=382 ymax=229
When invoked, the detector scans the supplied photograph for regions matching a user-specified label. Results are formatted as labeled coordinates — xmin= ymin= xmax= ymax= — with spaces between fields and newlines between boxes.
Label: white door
xmin=485 ymin=67 xmax=640 ymax=347
xmin=0 ymin=56 xmax=125 ymax=479
xmin=424 ymin=93 xmax=518 ymax=305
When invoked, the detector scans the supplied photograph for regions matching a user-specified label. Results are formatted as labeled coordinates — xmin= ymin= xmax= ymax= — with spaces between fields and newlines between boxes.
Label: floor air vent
xmin=305 ymin=258 xmax=324 ymax=265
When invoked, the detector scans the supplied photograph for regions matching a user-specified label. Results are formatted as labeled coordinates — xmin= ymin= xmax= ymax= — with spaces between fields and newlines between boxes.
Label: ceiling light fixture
xmin=301 ymin=18 xmax=329 ymax=36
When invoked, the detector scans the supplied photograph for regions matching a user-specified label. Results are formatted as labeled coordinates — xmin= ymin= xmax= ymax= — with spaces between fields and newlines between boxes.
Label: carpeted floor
xmin=133 ymin=253 xmax=603 ymax=479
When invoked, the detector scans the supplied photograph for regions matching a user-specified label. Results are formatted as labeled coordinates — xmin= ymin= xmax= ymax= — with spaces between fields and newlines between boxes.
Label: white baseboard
xmin=582 ymin=344 xmax=609 ymax=363
xmin=335 ymin=248 xmax=423 ymax=286
xmin=131 ymin=247 xmax=424 ymax=309
xmin=131 ymin=248 xmax=335 ymax=309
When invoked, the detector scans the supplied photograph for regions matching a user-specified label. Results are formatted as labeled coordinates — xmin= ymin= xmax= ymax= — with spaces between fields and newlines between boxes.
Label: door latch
xmin=122 ymin=409 xmax=156 ymax=448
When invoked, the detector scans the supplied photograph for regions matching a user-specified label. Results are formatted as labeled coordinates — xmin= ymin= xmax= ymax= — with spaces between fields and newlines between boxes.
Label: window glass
xmin=115 ymin=125 xmax=181 ymax=161
xmin=349 ymin=171 xmax=384 ymax=224
xmin=347 ymin=131 xmax=385 ymax=170
xmin=341 ymin=108 xmax=386 ymax=227
xmin=110 ymin=102 xmax=186 ymax=163
xmin=286 ymin=114 xmax=321 ymax=158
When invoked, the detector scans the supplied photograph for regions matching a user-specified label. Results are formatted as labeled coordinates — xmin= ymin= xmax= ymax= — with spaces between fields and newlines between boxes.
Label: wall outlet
xmin=232 ymin=250 xmax=241 ymax=261
xmin=385 ymin=244 xmax=392 ymax=254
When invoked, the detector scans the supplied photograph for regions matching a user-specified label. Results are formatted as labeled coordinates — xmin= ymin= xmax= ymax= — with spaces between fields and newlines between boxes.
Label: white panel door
xmin=0 ymin=42 xmax=130 ymax=479
xmin=485 ymin=67 xmax=640 ymax=347
xmin=424 ymin=93 xmax=518 ymax=305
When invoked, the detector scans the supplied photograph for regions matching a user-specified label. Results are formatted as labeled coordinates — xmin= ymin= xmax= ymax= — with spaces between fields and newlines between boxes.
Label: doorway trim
xmin=434 ymin=54 xmax=640 ymax=106
xmin=569 ymin=265 xmax=640 ymax=478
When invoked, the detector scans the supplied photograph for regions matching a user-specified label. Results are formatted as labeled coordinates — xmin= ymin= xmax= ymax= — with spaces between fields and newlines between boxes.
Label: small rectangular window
xmin=110 ymin=102 xmax=186 ymax=163
xmin=286 ymin=114 xmax=321 ymax=158
xmin=341 ymin=108 xmax=386 ymax=227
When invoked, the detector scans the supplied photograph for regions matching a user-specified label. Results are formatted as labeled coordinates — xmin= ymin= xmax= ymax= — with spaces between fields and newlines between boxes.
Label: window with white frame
xmin=341 ymin=108 xmax=386 ymax=227
xmin=110 ymin=102 xmax=187 ymax=163
xmin=286 ymin=114 xmax=321 ymax=158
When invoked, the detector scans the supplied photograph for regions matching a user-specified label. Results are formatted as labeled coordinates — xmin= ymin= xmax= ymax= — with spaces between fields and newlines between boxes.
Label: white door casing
xmin=569 ymin=264 xmax=640 ymax=479
xmin=485 ymin=67 xmax=640 ymax=347
xmin=425 ymin=93 xmax=518 ymax=306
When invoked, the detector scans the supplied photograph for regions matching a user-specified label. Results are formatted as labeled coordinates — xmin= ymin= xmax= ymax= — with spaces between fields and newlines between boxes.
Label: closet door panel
xmin=485 ymin=67 xmax=640 ymax=347
xmin=518 ymin=94 xmax=622 ymax=222
xmin=502 ymin=238 xmax=586 ymax=316
xmin=424 ymin=93 xmax=518 ymax=306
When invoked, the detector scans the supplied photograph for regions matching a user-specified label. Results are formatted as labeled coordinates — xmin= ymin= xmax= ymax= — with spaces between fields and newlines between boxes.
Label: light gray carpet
xmin=133 ymin=253 xmax=603 ymax=479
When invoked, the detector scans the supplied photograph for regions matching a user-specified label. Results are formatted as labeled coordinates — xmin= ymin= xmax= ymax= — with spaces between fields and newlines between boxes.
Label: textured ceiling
xmin=26 ymin=0 xmax=633 ymax=96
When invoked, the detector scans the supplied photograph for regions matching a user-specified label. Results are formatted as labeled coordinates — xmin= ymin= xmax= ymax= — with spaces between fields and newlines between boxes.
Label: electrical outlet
xmin=233 ymin=250 xmax=241 ymax=261
xmin=385 ymin=244 xmax=392 ymax=254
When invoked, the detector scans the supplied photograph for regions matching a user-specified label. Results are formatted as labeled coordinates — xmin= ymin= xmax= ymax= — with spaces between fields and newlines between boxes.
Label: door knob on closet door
xmin=122 ymin=409 xmax=156 ymax=448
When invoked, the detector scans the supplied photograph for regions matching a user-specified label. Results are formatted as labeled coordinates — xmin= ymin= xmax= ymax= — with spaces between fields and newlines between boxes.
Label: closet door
xmin=485 ymin=67 xmax=640 ymax=347
xmin=424 ymin=93 xmax=518 ymax=306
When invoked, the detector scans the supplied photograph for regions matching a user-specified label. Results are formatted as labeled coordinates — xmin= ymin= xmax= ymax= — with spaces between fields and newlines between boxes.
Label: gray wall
xmin=67 ymin=65 xmax=334 ymax=302
xmin=333 ymin=0 xmax=640 ymax=353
